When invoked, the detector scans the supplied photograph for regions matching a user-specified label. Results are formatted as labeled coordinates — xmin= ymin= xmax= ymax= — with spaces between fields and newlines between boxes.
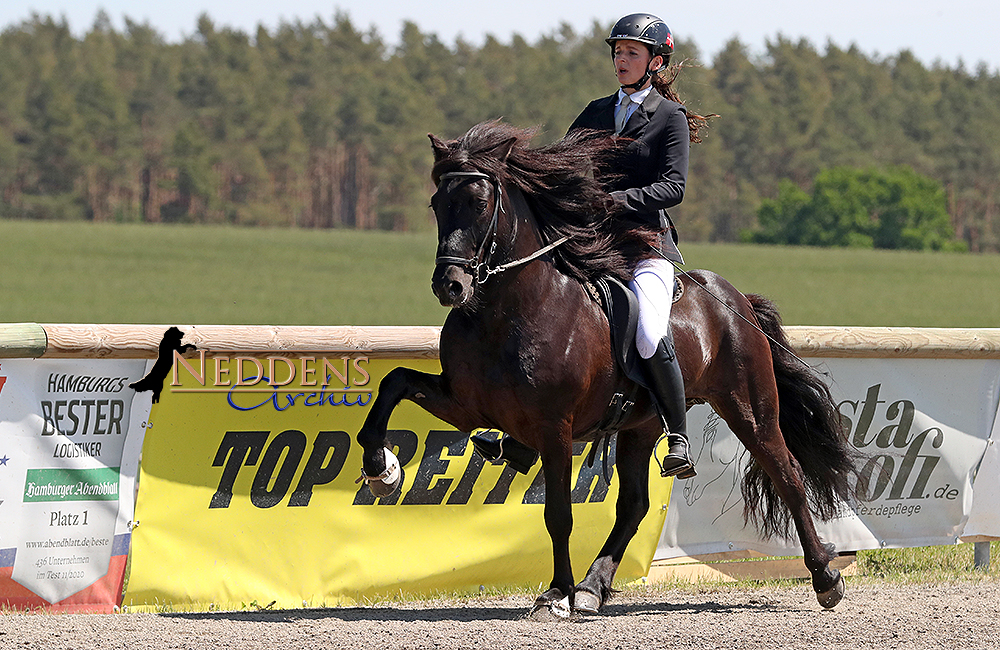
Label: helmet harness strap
xmin=621 ymin=68 xmax=652 ymax=92
xmin=614 ymin=40 xmax=667 ymax=92
xmin=619 ymin=57 xmax=668 ymax=92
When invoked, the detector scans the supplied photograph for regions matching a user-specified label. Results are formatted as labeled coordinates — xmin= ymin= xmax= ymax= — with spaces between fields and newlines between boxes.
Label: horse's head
xmin=427 ymin=132 xmax=517 ymax=308
xmin=427 ymin=120 xmax=640 ymax=301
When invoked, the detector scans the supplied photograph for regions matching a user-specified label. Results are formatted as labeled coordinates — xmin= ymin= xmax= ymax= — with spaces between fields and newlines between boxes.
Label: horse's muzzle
xmin=431 ymin=263 xmax=474 ymax=307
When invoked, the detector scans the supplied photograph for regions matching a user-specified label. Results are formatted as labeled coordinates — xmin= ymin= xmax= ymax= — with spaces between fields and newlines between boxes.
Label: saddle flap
xmin=594 ymin=276 xmax=647 ymax=390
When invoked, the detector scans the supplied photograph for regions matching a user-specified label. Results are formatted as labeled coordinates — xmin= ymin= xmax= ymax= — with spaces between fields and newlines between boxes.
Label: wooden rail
xmin=0 ymin=323 xmax=441 ymax=359
xmin=2 ymin=323 xmax=1000 ymax=359
xmin=647 ymin=550 xmax=858 ymax=584
xmin=784 ymin=326 xmax=1000 ymax=359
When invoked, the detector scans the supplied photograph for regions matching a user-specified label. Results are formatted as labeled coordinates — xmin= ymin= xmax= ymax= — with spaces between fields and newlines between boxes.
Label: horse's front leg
xmin=531 ymin=434 xmax=575 ymax=619
xmin=357 ymin=366 xmax=467 ymax=497
xmin=573 ymin=425 xmax=658 ymax=613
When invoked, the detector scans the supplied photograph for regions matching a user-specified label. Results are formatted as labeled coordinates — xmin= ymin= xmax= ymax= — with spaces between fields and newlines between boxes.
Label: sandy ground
xmin=1 ymin=578 xmax=998 ymax=650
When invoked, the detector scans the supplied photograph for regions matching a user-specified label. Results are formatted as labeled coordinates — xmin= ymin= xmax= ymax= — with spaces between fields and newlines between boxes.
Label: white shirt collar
xmin=618 ymin=85 xmax=653 ymax=106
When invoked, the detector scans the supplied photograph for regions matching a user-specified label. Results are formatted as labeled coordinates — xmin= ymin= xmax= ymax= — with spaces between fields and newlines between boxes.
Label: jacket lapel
xmin=620 ymin=90 xmax=663 ymax=137
xmin=597 ymin=93 xmax=617 ymax=131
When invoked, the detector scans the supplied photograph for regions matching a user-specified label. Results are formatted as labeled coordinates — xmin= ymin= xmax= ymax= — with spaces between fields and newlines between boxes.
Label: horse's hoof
xmin=528 ymin=602 xmax=568 ymax=622
xmin=816 ymin=572 xmax=845 ymax=609
xmin=550 ymin=595 xmax=571 ymax=618
xmin=365 ymin=448 xmax=401 ymax=498
xmin=529 ymin=589 xmax=572 ymax=621
xmin=573 ymin=590 xmax=602 ymax=614
xmin=528 ymin=596 xmax=570 ymax=620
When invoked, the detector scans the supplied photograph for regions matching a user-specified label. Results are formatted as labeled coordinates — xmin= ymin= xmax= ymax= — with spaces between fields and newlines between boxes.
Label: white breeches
xmin=628 ymin=258 xmax=675 ymax=359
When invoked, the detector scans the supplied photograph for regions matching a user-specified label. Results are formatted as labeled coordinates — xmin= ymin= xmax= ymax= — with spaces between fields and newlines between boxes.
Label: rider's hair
xmin=649 ymin=60 xmax=717 ymax=144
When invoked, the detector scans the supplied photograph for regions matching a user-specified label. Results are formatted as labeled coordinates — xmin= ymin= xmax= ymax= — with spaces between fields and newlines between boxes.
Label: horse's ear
xmin=429 ymin=133 xmax=450 ymax=162
xmin=486 ymin=136 xmax=517 ymax=163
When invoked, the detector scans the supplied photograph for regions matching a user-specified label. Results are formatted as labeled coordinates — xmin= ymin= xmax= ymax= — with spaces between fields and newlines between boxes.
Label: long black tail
xmin=741 ymin=294 xmax=860 ymax=539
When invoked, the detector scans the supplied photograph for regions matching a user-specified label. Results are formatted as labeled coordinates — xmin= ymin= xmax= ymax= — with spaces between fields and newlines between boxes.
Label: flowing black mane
xmin=431 ymin=120 xmax=660 ymax=282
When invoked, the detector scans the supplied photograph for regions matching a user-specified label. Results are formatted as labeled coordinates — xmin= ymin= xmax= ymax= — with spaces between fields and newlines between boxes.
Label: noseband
xmin=434 ymin=171 xmax=571 ymax=284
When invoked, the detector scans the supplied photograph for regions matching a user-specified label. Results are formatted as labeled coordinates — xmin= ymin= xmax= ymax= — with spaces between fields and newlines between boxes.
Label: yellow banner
xmin=127 ymin=356 xmax=671 ymax=610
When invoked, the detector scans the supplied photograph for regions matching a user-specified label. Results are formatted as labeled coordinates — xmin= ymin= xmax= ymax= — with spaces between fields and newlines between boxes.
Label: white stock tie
xmin=615 ymin=98 xmax=631 ymax=134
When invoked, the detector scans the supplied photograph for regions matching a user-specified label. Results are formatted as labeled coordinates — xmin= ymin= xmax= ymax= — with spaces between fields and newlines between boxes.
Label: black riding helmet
xmin=606 ymin=13 xmax=674 ymax=90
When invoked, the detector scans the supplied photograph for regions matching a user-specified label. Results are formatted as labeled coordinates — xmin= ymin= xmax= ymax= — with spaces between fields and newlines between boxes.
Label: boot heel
xmin=470 ymin=433 xmax=539 ymax=474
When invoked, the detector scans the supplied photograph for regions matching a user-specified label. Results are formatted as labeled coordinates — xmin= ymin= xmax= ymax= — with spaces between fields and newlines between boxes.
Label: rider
xmin=471 ymin=13 xmax=709 ymax=479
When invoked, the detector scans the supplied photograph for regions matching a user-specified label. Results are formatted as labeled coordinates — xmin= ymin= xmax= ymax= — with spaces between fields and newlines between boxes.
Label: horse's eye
xmin=473 ymin=200 xmax=488 ymax=214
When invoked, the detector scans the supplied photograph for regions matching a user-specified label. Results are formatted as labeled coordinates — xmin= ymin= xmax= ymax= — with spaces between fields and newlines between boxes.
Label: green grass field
xmin=2 ymin=219 xmax=999 ymax=327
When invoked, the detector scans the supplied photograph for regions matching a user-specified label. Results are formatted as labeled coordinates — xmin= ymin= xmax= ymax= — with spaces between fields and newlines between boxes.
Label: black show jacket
xmin=569 ymin=89 xmax=688 ymax=263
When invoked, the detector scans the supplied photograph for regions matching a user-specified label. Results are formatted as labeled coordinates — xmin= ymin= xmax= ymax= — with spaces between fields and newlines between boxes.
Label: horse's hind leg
xmin=573 ymin=426 xmax=659 ymax=613
xmin=711 ymin=394 xmax=844 ymax=607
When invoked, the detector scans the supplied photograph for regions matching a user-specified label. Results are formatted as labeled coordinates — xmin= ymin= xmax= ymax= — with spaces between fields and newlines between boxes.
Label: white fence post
xmin=974 ymin=541 xmax=991 ymax=571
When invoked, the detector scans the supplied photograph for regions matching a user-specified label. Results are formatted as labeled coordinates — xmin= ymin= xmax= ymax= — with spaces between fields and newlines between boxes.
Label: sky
xmin=1 ymin=0 xmax=998 ymax=73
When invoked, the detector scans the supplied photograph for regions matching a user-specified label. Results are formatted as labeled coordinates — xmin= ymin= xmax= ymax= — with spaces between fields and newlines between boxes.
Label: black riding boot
xmin=643 ymin=335 xmax=696 ymax=479
xmin=469 ymin=432 xmax=540 ymax=475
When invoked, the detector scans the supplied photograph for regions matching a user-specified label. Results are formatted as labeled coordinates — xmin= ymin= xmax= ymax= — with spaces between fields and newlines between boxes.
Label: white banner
xmin=0 ymin=359 xmax=151 ymax=610
xmin=656 ymin=358 xmax=1000 ymax=559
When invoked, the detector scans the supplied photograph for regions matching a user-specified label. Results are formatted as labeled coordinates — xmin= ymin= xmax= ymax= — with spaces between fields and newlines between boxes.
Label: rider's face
xmin=613 ymin=40 xmax=659 ymax=91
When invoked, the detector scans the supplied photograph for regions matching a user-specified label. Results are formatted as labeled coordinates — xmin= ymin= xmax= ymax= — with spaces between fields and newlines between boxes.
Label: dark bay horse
xmin=356 ymin=121 xmax=856 ymax=616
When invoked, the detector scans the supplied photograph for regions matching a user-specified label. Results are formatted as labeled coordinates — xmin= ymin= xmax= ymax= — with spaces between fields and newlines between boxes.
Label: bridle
xmin=433 ymin=171 xmax=570 ymax=284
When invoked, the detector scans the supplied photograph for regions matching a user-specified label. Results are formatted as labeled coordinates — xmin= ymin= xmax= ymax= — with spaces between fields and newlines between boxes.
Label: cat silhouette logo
xmin=129 ymin=327 xmax=196 ymax=403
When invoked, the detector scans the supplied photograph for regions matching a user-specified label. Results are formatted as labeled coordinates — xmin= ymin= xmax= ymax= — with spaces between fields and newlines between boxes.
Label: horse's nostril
xmin=448 ymin=280 xmax=464 ymax=300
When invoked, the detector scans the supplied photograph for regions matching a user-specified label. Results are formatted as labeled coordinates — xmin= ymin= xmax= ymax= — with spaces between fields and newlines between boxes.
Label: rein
xmin=652 ymin=246 xmax=816 ymax=371
xmin=434 ymin=171 xmax=571 ymax=284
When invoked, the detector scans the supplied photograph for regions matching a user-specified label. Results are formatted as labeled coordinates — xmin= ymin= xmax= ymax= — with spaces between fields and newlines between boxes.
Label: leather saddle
xmin=593 ymin=276 xmax=647 ymax=392
xmin=592 ymin=274 xmax=683 ymax=389
xmin=588 ymin=274 xmax=684 ymax=438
